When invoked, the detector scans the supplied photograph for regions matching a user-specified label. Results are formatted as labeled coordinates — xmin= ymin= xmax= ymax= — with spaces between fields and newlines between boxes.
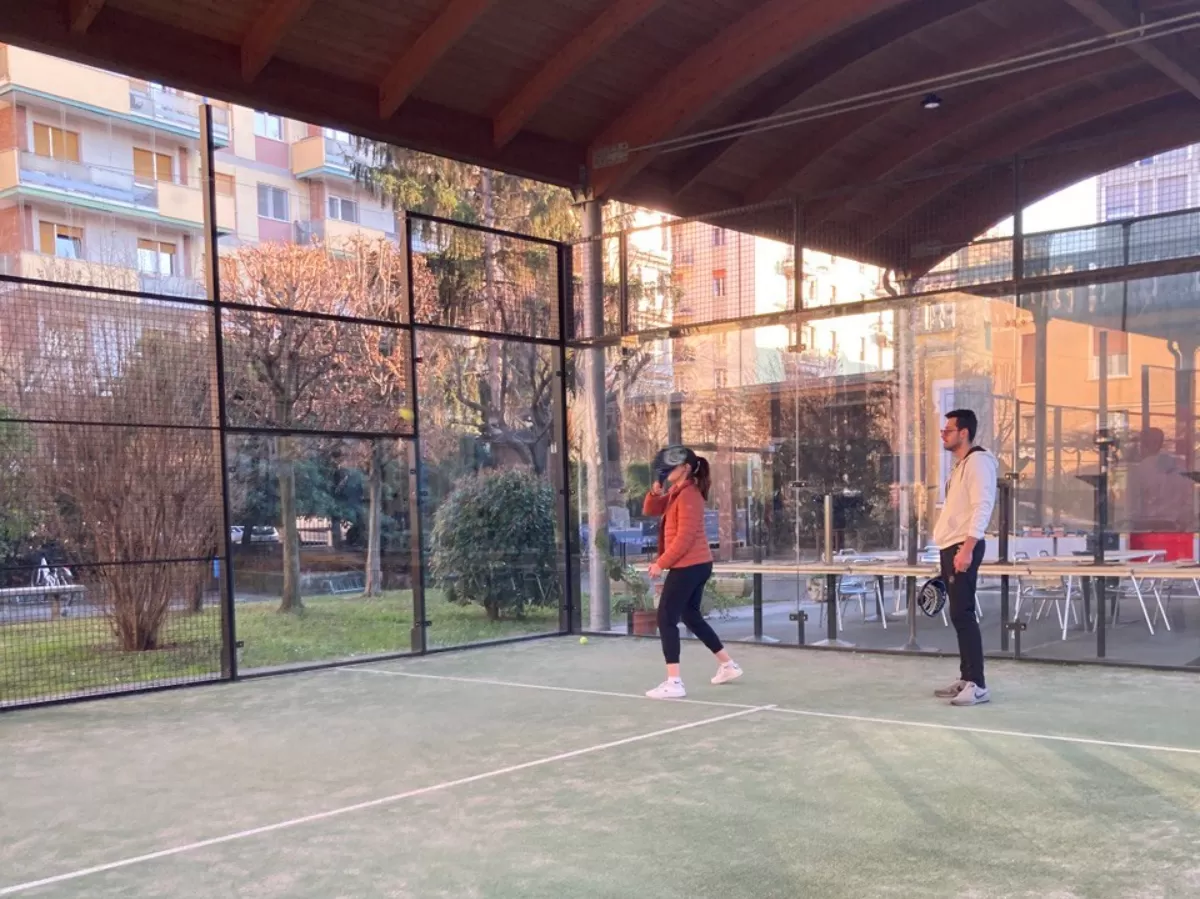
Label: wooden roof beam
xmin=668 ymin=0 xmax=981 ymax=198
xmin=905 ymin=98 xmax=1200 ymax=277
xmin=742 ymin=14 xmax=1087 ymax=205
xmin=67 ymin=0 xmax=105 ymax=34
xmin=799 ymin=48 xmax=1132 ymax=227
xmin=379 ymin=0 xmax=495 ymax=119
xmin=1062 ymin=0 xmax=1200 ymax=100
xmin=862 ymin=76 xmax=1181 ymax=246
xmin=493 ymin=0 xmax=666 ymax=149
xmin=241 ymin=0 xmax=316 ymax=82
xmin=587 ymin=0 xmax=908 ymax=199
xmin=0 ymin=1 xmax=584 ymax=186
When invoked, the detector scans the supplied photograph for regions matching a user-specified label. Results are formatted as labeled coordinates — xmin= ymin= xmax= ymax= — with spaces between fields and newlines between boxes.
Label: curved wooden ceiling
xmin=4 ymin=0 xmax=1199 ymax=271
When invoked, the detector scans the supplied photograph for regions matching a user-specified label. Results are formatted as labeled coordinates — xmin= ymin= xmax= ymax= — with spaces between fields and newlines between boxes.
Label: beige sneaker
xmin=950 ymin=682 xmax=991 ymax=706
xmin=711 ymin=662 xmax=743 ymax=685
xmin=934 ymin=679 xmax=966 ymax=698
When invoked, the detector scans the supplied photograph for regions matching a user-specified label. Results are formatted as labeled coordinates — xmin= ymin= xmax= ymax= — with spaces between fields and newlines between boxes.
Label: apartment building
xmin=0 ymin=43 xmax=398 ymax=301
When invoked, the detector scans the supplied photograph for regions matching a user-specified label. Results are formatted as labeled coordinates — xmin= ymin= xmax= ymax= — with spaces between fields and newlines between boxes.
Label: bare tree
xmin=6 ymin=287 xmax=219 ymax=650
xmin=220 ymin=243 xmax=361 ymax=613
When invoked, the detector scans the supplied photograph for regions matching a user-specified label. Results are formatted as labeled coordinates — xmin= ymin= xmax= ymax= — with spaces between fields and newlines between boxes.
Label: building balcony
xmin=0 ymin=250 xmax=140 ymax=292
xmin=0 ymin=46 xmax=228 ymax=144
xmin=296 ymin=216 xmax=398 ymax=249
xmin=291 ymin=135 xmax=356 ymax=179
xmin=128 ymin=83 xmax=230 ymax=145
xmin=0 ymin=252 xmax=208 ymax=299
xmin=0 ymin=149 xmax=235 ymax=231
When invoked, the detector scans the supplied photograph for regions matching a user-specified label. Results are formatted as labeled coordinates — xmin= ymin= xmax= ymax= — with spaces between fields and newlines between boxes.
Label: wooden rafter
xmin=587 ymin=0 xmax=908 ymax=199
xmin=1062 ymin=0 xmax=1200 ymax=100
xmin=742 ymin=14 xmax=1087 ymax=205
xmin=904 ymin=98 xmax=1200 ymax=277
xmin=379 ymin=0 xmax=495 ymax=119
xmin=67 ymin=0 xmax=105 ymax=34
xmin=241 ymin=0 xmax=316 ymax=82
xmin=0 ymin=1 xmax=585 ymax=186
xmin=493 ymin=0 xmax=666 ymax=149
xmin=862 ymin=76 xmax=1180 ymax=245
xmin=799 ymin=49 xmax=1133 ymax=226
xmin=668 ymin=0 xmax=980 ymax=197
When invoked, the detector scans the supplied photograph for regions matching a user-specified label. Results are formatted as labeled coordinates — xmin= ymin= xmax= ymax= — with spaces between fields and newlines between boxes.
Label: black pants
xmin=657 ymin=562 xmax=723 ymax=665
xmin=940 ymin=541 xmax=986 ymax=688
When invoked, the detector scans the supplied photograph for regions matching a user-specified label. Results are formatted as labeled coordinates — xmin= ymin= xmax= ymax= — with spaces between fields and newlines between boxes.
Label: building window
xmin=328 ymin=196 xmax=358 ymax=223
xmin=215 ymin=172 xmax=236 ymax=196
xmin=712 ymin=272 xmax=726 ymax=297
xmin=1020 ymin=332 xmax=1036 ymax=384
xmin=922 ymin=302 xmax=956 ymax=332
xmin=1103 ymin=183 xmax=1135 ymax=221
xmin=1090 ymin=328 xmax=1130 ymax=378
xmin=1020 ymin=412 xmax=1036 ymax=443
xmin=32 ymin=124 xmax=80 ymax=162
xmin=137 ymin=239 xmax=176 ymax=276
xmin=133 ymin=148 xmax=174 ymax=185
xmin=712 ymin=227 xmax=726 ymax=247
xmin=322 ymin=127 xmax=351 ymax=143
xmin=1156 ymin=175 xmax=1188 ymax=215
xmin=38 ymin=221 xmax=82 ymax=258
xmin=257 ymin=184 xmax=289 ymax=221
xmin=254 ymin=111 xmax=283 ymax=141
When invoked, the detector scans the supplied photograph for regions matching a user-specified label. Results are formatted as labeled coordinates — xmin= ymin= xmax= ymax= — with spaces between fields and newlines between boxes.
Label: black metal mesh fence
xmin=0 ymin=283 xmax=226 ymax=706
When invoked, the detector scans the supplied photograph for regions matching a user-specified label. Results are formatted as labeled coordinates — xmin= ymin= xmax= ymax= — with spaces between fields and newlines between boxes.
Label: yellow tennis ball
xmin=579 ymin=636 xmax=589 ymax=645
xmin=399 ymin=408 xmax=414 ymax=421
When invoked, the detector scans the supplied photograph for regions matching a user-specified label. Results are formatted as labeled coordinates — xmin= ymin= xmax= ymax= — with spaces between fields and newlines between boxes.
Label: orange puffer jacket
xmin=643 ymin=481 xmax=713 ymax=571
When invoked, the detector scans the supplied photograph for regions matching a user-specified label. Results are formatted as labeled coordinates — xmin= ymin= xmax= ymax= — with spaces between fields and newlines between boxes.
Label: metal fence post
xmin=403 ymin=214 xmax=429 ymax=654
xmin=200 ymin=103 xmax=238 ymax=681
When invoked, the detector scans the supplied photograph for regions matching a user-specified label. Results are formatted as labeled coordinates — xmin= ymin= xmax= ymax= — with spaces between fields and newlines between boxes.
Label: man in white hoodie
xmin=931 ymin=409 xmax=997 ymax=706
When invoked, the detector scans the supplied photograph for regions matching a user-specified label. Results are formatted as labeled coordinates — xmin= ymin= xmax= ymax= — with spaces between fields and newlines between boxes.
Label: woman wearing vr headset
xmin=642 ymin=446 xmax=742 ymax=699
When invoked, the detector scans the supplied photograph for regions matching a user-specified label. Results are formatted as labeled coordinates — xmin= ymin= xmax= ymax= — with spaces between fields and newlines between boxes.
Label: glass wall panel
xmin=225 ymin=435 xmax=415 ymax=672
xmin=416 ymin=330 xmax=567 ymax=649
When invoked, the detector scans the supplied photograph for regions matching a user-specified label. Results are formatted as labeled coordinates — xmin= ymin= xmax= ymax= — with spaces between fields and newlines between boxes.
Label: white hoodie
xmin=932 ymin=446 xmax=998 ymax=550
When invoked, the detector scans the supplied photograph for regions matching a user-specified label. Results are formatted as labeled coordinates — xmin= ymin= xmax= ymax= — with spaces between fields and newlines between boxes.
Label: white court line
xmin=0 ymin=705 xmax=770 ymax=897
xmin=341 ymin=666 xmax=1200 ymax=757
xmin=342 ymin=666 xmax=760 ymax=711
xmin=766 ymin=706 xmax=1200 ymax=757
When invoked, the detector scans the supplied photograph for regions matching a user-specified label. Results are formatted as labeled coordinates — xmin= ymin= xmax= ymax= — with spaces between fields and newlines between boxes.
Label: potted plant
xmin=612 ymin=564 xmax=656 ymax=636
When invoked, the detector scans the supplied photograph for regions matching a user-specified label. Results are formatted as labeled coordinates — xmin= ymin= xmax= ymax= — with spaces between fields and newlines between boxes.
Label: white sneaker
xmin=646 ymin=679 xmax=686 ymax=700
xmin=934 ymin=679 xmax=966 ymax=699
xmin=950 ymin=682 xmax=990 ymax=706
xmin=711 ymin=662 xmax=743 ymax=685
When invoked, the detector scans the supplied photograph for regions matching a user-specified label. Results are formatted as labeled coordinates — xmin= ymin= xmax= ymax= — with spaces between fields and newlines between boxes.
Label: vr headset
xmin=651 ymin=445 xmax=697 ymax=487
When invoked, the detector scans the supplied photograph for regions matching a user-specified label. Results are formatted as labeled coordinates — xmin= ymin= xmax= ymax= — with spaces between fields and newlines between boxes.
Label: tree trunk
xmin=363 ymin=440 xmax=385 ymax=596
xmin=188 ymin=573 xmax=204 ymax=613
xmin=330 ymin=517 xmax=344 ymax=549
xmin=277 ymin=436 xmax=304 ymax=613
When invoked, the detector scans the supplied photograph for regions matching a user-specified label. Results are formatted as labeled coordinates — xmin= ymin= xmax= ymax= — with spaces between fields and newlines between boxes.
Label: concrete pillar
xmin=582 ymin=200 xmax=610 ymax=632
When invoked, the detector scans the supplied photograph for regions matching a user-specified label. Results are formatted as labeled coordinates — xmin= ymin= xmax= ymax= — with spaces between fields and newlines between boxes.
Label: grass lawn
xmin=0 ymin=591 xmax=561 ymax=705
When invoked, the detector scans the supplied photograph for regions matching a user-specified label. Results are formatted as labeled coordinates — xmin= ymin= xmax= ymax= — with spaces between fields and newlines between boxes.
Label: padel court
xmin=3 ymin=638 xmax=1198 ymax=898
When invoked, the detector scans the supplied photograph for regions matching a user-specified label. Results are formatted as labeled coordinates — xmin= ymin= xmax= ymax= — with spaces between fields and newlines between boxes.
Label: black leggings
xmin=657 ymin=562 xmax=724 ymax=664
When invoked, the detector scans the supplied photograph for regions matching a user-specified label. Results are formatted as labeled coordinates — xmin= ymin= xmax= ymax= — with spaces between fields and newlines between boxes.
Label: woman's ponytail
xmin=693 ymin=456 xmax=711 ymax=501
